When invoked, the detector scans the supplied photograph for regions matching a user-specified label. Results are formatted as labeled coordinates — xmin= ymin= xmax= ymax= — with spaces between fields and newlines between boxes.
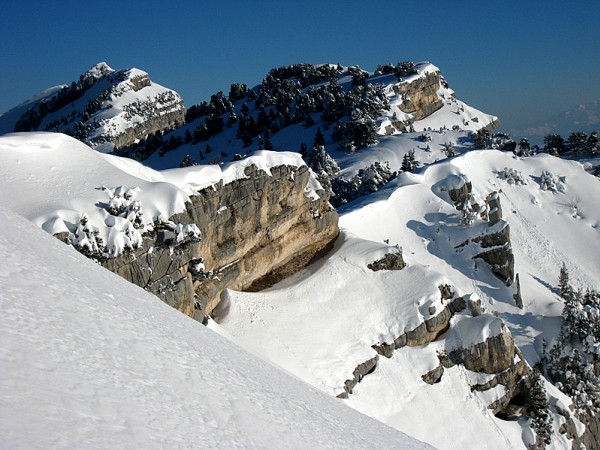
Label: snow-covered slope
xmin=0 ymin=204 xmax=430 ymax=449
xmin=0 ymin=132 xmax=317 ymax=258
xmin=0 ymin=63 xmax=185 ymax=152
xmin=139 ymin=61 xmax=497 ymax=174
xmin=212 ymin=150 xmax=599 ymax=449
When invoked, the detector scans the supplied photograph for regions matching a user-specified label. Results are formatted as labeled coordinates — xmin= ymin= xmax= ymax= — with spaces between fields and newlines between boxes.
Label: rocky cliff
xmin=102 ymin=161 xmax=338 ymax=321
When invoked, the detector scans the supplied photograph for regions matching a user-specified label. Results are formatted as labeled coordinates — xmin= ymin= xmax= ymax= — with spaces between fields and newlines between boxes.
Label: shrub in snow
xmin=499 ymin=167 xmax=527 ymax=185
xmin=441 ymin=141 xmax=457 ymax=157
xmin=70 ymin=213 xmax=104 ymax=258
xmin=539 ymin=170 xmax=566 ymax=193
xmin=155 ymin=214 xmax=201 ymax=246
xmin=179 ymin=154 xmax=197 ymax=167
xmin=400 ymin=149 xmax=420 ymax=172
xmin=106 ymin=186 xmax=145 ymax=230
xmin=419 ymin=133 xmax=432 ymax=143
xmin=307 ymin=145 xmax=340 ymax=194
xmin=188 ymin=257 xmax=212 ymax=280
xmin=471 ymin=128 xmax=490 ymax=149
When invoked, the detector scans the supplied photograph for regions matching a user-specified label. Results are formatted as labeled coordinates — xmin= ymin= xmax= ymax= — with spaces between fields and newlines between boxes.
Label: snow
xmin=0 ymin=85 xmax=67 ymax=134
xmin=214 ymin=231 xmax=458 ymax=396
xmin=2 ymin=99 xmax=596 ymax=447
xmin=0 ymin=132 xmax=320 ymax=257
xmin=0 ymin=205 xmax=429 ymax=449
xmin=445 ymin=314 xmax=504 ymax=351
xmin=213 ymin=149 xmax=597 ymax=448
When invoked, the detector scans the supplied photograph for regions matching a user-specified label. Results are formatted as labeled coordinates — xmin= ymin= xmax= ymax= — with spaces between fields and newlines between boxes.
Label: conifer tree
xmin=527 ymin=368 xmax=553 ymax=446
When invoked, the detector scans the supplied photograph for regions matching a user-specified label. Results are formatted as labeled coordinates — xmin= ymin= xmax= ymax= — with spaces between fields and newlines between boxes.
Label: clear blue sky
xmin=1 ymin=0 xmax=599 ymax=132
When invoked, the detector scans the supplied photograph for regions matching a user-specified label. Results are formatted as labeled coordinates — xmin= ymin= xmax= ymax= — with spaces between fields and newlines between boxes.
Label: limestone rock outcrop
xmin=103 ymin=163 xmax=339 ymax=321
xmin=444 ymin=176 xmax=515 ymax=286
xmin=472 ymin=192 xmax=515 ymax=285
xmin=392 ymin=71 xmax=444 ymax=124
xmin=423 ymin=315 xmax=529 ymax=415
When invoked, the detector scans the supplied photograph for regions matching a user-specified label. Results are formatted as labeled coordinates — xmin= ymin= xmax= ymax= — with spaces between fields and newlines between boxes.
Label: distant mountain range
xmin=508 ymin=99 xmax=600 ymax=142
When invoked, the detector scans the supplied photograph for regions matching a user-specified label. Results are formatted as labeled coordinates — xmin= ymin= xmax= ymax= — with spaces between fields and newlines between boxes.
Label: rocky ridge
xmin=1 ymin=63 xmax=185 ymax=153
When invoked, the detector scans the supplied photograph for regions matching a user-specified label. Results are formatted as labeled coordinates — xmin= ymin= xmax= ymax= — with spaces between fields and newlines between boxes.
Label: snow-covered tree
xmin=331 ymin=161 xmax=395 ymax=206
xmin=546 ymin=264 xmax=600 ymax=417
xmin=471 ymin=128 xmax=490 ymax=149
xmin=527 ymin=368 xmax=553 ymax=446
xmin=518 ymin=138 xmax=531 ymax=156
xmin=539 ymin=170 xmax=565 ymax=193
xmin=543 ymin=134 xmax=565 ymax=155
xmin=307 ymin=145 xmax=339 ymax=194
xmin=567 ymin=132 xmax=588 ymax=156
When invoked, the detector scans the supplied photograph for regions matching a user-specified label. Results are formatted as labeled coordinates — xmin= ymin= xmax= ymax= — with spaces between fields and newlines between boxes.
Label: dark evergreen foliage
xmin=331 ymin=161 xmax=395 ymax=206
xmin=527 ymin=368 xmax=553 ymax=446
xmin=471 ymin=128 xmax=490 ymax=149
xmin=543 ymin=134 xmax=565 ymax=155
xmin=401 ymin=149 xmax=420 ymax=172
xmin=179 ymin=154 xmax=197 ymax=167
xmin=545 ymin=264 xmax=600 ymax=417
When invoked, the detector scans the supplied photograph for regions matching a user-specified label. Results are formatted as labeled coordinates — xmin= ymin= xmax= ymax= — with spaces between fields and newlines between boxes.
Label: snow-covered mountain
xmin=0 ymin=62 xmax=185 ymax=152
xmin=1 ymin=60 xmax=599 ymax=448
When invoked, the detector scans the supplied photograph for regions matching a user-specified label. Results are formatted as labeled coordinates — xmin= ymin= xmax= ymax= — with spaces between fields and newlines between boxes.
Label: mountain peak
xmin=87 ymin=62 xmax=114 ymax=78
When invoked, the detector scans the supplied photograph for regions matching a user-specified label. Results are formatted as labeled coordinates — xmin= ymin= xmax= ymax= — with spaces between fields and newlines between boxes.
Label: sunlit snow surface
xmin=2 ymin=131 xmax=599 ymax=449
xmin=0 ymin=206 xmax=430 ymax=449
xmin=215 ymin=150 xmax=599 ymax=449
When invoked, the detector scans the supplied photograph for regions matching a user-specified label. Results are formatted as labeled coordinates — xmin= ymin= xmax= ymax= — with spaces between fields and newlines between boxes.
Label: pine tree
xmin=307 ymin=145 xmax=339 ymax=194
xmin=299 ymin=142 xmax=308 ymax=159
xmin=179 ymin=155 xmax=197 ymax=168
xmin=401 ymin=153 xmax=412 ymax=172
xmin=472 ymin=128 xmax=490 ymax=149
xmin=518 ymin=138 xmax=531 ymax=156
xmin=543 ymin=134 xmax=565 ymax=155
xmin=313 ymin=127 xmax=325 ymax=148
xmin=558 ymin=263 xmax=570 ymax=299
xmin=263 ymin=130 xmax=273 ymax=150
xmin=401 ymin=149 xmax=420 ymax=172
xmin=528 ymin=368 xmax=553 ymax=446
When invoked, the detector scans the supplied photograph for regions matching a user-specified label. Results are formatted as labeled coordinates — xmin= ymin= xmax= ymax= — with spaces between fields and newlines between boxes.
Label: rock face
xmin=103 ymin=163 xmax=339 ymax=321
xmin=472 ymin=193 xmax=515 ymax=285
xmin=392 ymin=71 xmax=444 ymax=124
xmin=367 ymin=250 xmax=405 ymax=271
xmin=422 ymin=315 xmax=529 ymax=415
xmin=445 ymin=176 xmax=515 ymax=286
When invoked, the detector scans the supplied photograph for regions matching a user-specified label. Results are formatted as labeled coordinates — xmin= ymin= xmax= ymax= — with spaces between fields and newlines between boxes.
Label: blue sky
xmin=1 ymin=1 xmax=599 ymax=132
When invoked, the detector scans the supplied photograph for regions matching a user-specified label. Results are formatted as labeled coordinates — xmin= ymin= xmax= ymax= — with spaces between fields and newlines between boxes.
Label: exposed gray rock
xmin=513 ymin=273 xmax=523 ymax=308
xmin=486 ymin=191 xmax=503 ymax=226
xmin=337 ymin=355 xmax=379 ymax=399
xmin=392 ymin=71 xmax=444 ymax=125
xmin=101 ymin=163 xmax=339 ymax=321
xmin=422 ymin=365 xmax=444 ymax=384
xmin=448 ymin=177 xmax=472 ymax=208
xmin=372 ymin=295 xmax=469 ymax=356
xmin=367 ymin=251 xmax=405 ymax=271
xmin=473 ymin=221 xmax=515 ymax=285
